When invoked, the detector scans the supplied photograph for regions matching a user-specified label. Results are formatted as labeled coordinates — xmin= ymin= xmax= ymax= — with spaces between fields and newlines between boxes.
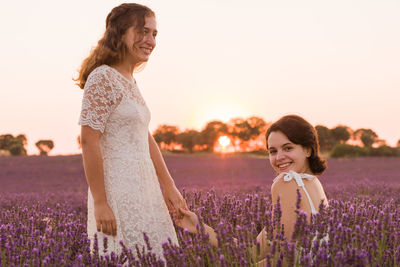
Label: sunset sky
xmin=1 ymin=0 xmax=399 ymax=155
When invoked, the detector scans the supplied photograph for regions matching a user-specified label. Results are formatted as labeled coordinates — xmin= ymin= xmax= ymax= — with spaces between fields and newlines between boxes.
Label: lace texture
xmin=79 ymin=65 xmax=178 ymax=257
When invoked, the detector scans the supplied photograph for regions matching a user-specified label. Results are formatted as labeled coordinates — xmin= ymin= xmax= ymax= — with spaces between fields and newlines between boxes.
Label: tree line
xmin=315 ymin=125 xmax=400 ymax=157
xmin=1 ymin=118 xmax=399 ymax=157
xmin=153 ymin=118 xmax=400 ymax=157
xmin=153 ymin=116 xmax=268 ymax=153
xmin=0 ymin=134 xmax=54 ymax=156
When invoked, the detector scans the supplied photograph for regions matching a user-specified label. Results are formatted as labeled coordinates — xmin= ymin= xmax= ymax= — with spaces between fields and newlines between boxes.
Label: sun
xmin=218 ymin=136 xmax=231 ymax=148
xmin=214 ymin=135 xmax=235 ymax=154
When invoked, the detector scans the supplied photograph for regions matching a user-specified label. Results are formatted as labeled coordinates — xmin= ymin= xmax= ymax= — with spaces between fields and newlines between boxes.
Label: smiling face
xmin=267 ymin=130 xmax=312 ymax=174
xmin=122 ymin=15 xmax=157 ymax=64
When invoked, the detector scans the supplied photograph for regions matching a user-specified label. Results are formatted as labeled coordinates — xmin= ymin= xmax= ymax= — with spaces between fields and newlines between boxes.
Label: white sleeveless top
xmin=273 ymin=171 xmax=329 ymax=248
xmin=274 ymin=170 xmax=318 ymax=214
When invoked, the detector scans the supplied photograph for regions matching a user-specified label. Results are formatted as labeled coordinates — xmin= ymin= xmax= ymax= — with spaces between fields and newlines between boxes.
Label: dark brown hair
xmin=75 ymin=3 xmax=155 ymax=89
xmin=266 ymin=115 xmax=327 ymax=175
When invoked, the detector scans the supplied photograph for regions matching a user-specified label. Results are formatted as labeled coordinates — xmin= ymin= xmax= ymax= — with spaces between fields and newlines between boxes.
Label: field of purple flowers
xmin=1 ymin=155 xmax=400 ymax=266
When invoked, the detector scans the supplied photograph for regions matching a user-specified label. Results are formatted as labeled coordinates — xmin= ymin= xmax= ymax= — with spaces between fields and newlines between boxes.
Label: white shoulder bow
xmin=276 ymin=170 xmax=317 ymax=213
xmin=282 ymin=170 xmax=315 ymax=187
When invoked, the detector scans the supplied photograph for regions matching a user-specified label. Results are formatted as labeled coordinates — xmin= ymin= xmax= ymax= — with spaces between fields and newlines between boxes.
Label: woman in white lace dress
xmin=75 ymin=3 xmax=186 ymax=257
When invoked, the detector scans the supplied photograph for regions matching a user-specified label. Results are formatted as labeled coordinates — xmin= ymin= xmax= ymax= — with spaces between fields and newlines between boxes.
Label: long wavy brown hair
xmin=75 ymin=3 xmax=155 ymax=89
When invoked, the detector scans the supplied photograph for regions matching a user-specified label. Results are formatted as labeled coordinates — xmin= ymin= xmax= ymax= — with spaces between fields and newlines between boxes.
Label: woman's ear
xmin=304 ymin=147 xmax=312 ymax=158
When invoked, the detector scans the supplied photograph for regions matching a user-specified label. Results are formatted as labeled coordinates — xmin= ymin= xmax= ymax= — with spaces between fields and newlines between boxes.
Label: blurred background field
xmin=1 ymin=154 xmax=399 ymax=194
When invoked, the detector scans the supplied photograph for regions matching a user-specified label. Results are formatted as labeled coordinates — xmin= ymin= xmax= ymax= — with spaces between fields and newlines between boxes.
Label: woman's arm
xmin=247 ymin=228 xmax=270 ymax=262
xmin=148 ymin=132 xmax=175 ymax=188
xmin=148 ymin=132 xmax=187 ymax=213
xmin=81 ymin=126 xmax=116 ymax=236
xmin=177 ymin=208 xmax=271 ymax=260
xmin=176 ymin=208 xmax=219 ymax=246
xmin=271 ymin=179 xmax=298 ymax=240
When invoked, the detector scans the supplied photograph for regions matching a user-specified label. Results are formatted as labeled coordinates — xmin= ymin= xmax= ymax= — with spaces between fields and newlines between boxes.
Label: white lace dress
xmin=79 ymin=65 xmax=178 ymax=257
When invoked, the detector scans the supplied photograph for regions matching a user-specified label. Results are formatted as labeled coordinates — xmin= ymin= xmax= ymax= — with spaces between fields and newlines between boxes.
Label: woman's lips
xmin=278 ymin=162 xmax=292 ymax=171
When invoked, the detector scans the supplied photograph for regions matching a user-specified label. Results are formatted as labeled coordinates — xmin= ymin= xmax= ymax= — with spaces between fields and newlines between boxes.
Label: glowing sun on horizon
xmin=218 ymin=136 xmax=231 ymax=149
xmin=215 ymin=135 xmax=235 ymax=154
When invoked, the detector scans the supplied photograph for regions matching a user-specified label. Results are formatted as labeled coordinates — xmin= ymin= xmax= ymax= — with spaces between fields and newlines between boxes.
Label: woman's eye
xmin=284 ymin=147 xmax=292 ymax=151
xmin=269 ymin=150 xmax=276 ymax=155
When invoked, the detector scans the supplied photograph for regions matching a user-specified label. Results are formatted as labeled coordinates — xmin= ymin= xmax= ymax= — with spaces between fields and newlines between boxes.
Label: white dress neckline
xmin=104 ymin=65 xmax=138 ymax=87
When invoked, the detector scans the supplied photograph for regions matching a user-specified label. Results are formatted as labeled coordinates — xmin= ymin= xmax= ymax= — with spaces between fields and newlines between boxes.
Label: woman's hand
xmin=175 ymin=208 xmax=199 ymax=234
xmin=94 ymin=201 xmax=117 ymax=236
xmin=163 ymin=184 xmax=188 ymax=219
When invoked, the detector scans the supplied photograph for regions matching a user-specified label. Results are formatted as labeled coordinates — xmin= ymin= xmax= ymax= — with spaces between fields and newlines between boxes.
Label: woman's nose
xmin=147 ymin=35 xmax=156 ymax=47
xmin=276 ymin=151 xmax=285 ymax=160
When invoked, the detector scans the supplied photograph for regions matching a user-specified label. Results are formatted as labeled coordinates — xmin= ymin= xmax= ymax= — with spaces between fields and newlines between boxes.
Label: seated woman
xmin=175 ymin=115 xmax=329 ymax=262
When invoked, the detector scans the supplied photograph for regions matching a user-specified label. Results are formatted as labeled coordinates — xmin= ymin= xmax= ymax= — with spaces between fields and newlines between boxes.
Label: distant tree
xmin=230 ymin=118 xmax=250 ymax=141
xmin=227 ymin=117 xmax=268 ymax=152
xmin=315 ymin=125 xmax=335 ymax=151
xmin=397 ymin=139 xmax=400 ymax=148
xmin=9 ymin=140 xmax=25 ymax=156
xmin=230 ymin=116 xmax=267 ymax=142
xmin=246 ymin=116 xmax=268 ymax=137
xmin=370 ymin=145 xmax=398 ymax=157
xmin=153 ymin=125 xmax=180 ymax=150
xmin=15 ymin=134 xmax=28 ymax=155
xmin=331 ymin=126 xmax=351 ymax=144
xmin=36 ymin=140 xmax=54 ymax=156
xmin=16 ymin=134 xmax=27 ymax=146
xmin=353 ymin=128 xmax=378 ymax=148
xmin=200 ymin=121 xmax=228 ymax=152
xmin=374 ymin=139 xmax=386 ymax=147
xmin=330 ymin=144 xmax=367 ymax=158
xmin=0 ymin=134 xmax=14 ymax=150
xmin=176 ymin=130 xmax=202 ymax=153
xmin=0 ymin=134 xmax=27 ymax=156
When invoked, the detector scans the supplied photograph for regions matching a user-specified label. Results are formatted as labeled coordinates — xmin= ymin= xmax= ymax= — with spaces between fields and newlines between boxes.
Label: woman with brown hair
xmin=76 ymin=3 xmax=186 ymax=257
xmin=176 ymin=115 xmax=329 ymax=262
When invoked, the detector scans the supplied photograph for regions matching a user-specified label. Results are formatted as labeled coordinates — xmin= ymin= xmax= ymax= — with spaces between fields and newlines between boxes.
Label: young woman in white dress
xmin=176 ymin=115 xmax=329 ymax=263
xmin=75 ymin=3 xmax=186 ymax=257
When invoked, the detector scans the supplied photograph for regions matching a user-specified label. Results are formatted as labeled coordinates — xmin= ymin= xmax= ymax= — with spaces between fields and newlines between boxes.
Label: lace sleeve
xmin=79 ymin=67 xmax=117 ymax=133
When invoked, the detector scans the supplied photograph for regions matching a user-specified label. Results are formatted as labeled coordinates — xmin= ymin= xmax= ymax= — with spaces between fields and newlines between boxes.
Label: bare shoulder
xmin=312 ymin=177 xmax=329 ymax=205
xmin=271 ymin=174 xmax=300 ymax=198
xmin=271 ymin=173 xmax=283 ymax=192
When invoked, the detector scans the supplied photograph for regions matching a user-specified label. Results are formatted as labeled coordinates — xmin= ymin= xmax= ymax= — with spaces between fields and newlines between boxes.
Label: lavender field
xmin=1 ymin=155 xmax=400 ymax=266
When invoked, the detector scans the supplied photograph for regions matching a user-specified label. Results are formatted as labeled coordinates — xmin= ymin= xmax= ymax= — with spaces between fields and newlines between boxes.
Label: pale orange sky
xmin=1 ymin=0 xmax=399 ymax=155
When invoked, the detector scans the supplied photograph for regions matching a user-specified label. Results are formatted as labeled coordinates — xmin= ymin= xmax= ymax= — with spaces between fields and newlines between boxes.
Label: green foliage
xmin=200 ymin=121 xmax=228 ymax=151
xmin=331 ymin=144 xmax=400 ymax=158
xmin=35 ymin=140 xmax=54 ymax=156
xmin=331 ymin=126 xmax=351 ymax=144
xmin=229 ymin=117 xmax=267 ymax=142
xmin=331 ymin=144 xmax=367 ymax=158
xmin=0 ymin=134 xmax=27 ymax=156
xmin=153 ymin=125 xmax=180 ymax=148
xmin=150 ymin=118 xmax=396 ymax=157
xmin=245 ymin=116 xmax=267 ymax=138
xmin=315 ymin=125 xmax=336 ymax=151
xmin=9 ymin=141 xmax=24 ymax=156
xmin=176 ymin=130 xmax=202 ymax=153
xmin=354 ymin=128 xmax=378 ymax=147
xmin=369 ymin=145 xmax=399 ymax=157
xmin=0 ymin=134 xmax=14 ymax=150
